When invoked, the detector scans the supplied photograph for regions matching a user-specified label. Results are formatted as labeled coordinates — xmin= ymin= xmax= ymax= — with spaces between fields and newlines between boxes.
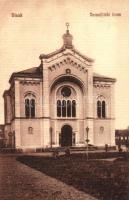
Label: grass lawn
xmin=17 ymin=153 xmax=129 ymax=200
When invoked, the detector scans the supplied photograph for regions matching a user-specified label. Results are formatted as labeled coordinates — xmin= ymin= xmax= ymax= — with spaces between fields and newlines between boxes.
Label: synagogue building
xmin=3 ymin=26 xmax=116 ymax=151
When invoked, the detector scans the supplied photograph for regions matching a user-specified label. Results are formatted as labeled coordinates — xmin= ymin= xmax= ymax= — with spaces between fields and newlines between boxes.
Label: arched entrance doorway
xmin=61 ymin=125 xmax=72 ymax=147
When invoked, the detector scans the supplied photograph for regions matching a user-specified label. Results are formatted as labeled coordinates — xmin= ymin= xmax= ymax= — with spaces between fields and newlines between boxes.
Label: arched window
xmin=56 ymin=86 xmax=77 ymax=118
xmin=72 ymin=100 xmax=76 ymax=117
xmin=57 ymin=99 xmax=76 ymax=118
xmin=97 ymin=99 xmax=106 ymax=118
xmin=30 ymin=99 xmax=35 ymax=118
xmin=102 ymin=101 xmax=106 ymax=118
xmin=62 ymin=100 xmax=66 ymax=117
xmin=25 ymin=99 xmax=30 ymax=118
xmin=97 ymin=101 xmax=101 ymax=118
xmin=57 ymin=100 xmax=61 ymax=117
xmin=67 ymin=100 xmax=71 ymax=117
xmin=25 ymin=94 xmax=36 ymax=118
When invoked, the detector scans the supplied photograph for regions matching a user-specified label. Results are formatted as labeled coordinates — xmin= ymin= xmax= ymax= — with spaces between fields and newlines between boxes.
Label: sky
xmin=0 ymin=0 xmax=129 ymax=128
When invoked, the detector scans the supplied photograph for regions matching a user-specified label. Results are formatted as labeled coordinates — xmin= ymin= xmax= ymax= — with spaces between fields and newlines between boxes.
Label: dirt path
xmin=0 ymin=154 xmax=98 ymax=200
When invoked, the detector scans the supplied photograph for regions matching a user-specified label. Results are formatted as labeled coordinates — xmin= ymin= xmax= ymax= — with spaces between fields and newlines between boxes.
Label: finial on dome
xmin=66 ymin=22 xmax=70 ymax=31
xmin=62 ymin=22 xmax=73 ymax=49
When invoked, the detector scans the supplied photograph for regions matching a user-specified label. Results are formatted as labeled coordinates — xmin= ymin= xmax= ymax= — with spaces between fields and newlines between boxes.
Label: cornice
xmin=20 ymin=80 xmax=40 ymax=85
xmin=48 ymin=56 xmax=88 ymax=74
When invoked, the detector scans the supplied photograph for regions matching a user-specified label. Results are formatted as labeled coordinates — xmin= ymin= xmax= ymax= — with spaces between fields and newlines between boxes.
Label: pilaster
xmin=14 ymin=80 xmax=21 ymax=147
xmin=39 ymin=81 xmax=43 ymax=146
xmin=110 ymin=83 xmax=115 ymax=145
xmin=14 ymin=119 xmax=21 ymax=148
xmin=85 ymin=68 xmax=94 ymax=144
xmin=15 ymin=80 xmax=20 ymax=117
xmin=42 ymin=61 xmax=50 ymax=147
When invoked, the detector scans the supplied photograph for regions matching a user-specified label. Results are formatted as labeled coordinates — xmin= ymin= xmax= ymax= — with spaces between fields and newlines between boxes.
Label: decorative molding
xmin=94 ymin=84 xmax=111 ymax=88
xmin=94 ymin=118 xmax=115 ymax=120
xmin=66 ymin=68 xmax=71 ymax=74
xmin=96 ymin=94 xmax=106 ymax=100
xmin=40 ymin=48 xmax=93 ymax=65
xmin=20 ymin=81 xmax=40 ymax=86
xmin=24 ymin=91 xmax=36 ymax=98
xmin=12 ymin=117 xmax=50 ymax=120
xmin=48 ymin=56 xmax=87 ymax=74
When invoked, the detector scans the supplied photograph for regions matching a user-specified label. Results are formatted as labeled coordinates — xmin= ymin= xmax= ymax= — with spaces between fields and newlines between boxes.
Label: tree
xmin=125 ymin=140 xmax=129 ymax=152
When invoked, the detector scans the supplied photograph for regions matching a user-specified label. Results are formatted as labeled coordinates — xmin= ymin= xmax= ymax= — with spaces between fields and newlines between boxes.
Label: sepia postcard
xmin=0 ymin=0 xmax=129 ymax=200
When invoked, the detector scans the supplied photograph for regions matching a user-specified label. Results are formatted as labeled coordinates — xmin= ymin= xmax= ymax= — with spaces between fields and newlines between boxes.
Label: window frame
xmin=97 ymin=96 xmax=106 ymax=119
xmin=56 ymin=99 xmax=76 ymax=118
xmin=24 ymin=93 xmax=36 ymax=118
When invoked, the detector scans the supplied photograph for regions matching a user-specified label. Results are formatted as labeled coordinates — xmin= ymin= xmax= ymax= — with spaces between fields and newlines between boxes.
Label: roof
xmin=9 ymin=66 xmax=115 ymax=83
xmin=9 ymin=28 xmax=116 ymax=83
xmin=39 ymin=47 xmax=94 ymax=63
xmin=93 ymin=73 xmax=116 ymax=82
xmin=9 ymin=66 xmax=42 ymax=83
xmin=39 ymin=28 xmax=94 ymax=63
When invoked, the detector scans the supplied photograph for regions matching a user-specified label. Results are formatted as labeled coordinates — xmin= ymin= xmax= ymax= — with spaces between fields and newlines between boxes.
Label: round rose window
xmin=61 ymin=87 xmax=71 ymax=97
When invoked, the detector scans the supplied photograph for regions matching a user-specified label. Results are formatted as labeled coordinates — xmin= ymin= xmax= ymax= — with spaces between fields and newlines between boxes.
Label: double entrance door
xmin=60 ymin=125 xmax=72 ymax=147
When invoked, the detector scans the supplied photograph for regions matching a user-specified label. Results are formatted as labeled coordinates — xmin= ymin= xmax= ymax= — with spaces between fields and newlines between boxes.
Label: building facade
xmin=0 ymin=125 xmax=5 ymax=148
xmin=3 ymin=27 xmax=116 ymax=151
xmin=115 ymin=129 xmax=129 ymax=147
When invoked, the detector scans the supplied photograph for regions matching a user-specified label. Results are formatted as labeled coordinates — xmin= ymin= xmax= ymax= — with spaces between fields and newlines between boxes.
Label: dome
xmin=62 ymin=23 xmax=73 ymax=49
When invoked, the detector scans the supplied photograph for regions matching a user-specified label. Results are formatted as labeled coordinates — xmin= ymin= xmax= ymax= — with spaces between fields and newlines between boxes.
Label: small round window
xmin=61 ymin=87 xmax=71 ymax=97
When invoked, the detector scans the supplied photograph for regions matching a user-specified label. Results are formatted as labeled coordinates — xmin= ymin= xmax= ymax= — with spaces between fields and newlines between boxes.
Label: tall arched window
xmin=72 ymin=100 xmax=76 ymax=117
xmin=97 ymin=101 xmax=101 ymax=118
xmin=25 ymin=94 xmax=36 ymax=118
xmin=97 ymin=98 xmax=106 ymax=118
xmin=25 ymin=99 xmax=30 ymax=118
xmin=30 ymin=99 xmax=35 ymax=118
xmin=67 ymin=100 xmax=71 ymax=117
xmin=57 ymin=99 xmax=76 ymax=118
xmin=57 ymin=100 xmax=61 ymax=117
xmin=102 ymin=101 xmax=106 ymax=118
xmin=62 ymin=100 xmax=66 ymax=117
xmin=56 ymin=86 xmax=77 ymax=118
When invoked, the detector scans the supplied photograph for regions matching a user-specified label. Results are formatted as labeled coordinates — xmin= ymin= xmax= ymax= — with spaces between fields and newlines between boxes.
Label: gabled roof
xmin=18 ymin=67 xmax=39 ymax=74
xmin=9 ymin=66 xmax=115 ymax=83
xmin=39 ymin=27 xmax=94 ymax=63
xmin=93 ymin=73 xmax=116 ymax=82
xmin=39 ymin=47 xmax=94 ymax=63
xmin=9 ymin=66 xmax=42 ymax=83
xmin=8 ymin=28 xmax=115 ymax=83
